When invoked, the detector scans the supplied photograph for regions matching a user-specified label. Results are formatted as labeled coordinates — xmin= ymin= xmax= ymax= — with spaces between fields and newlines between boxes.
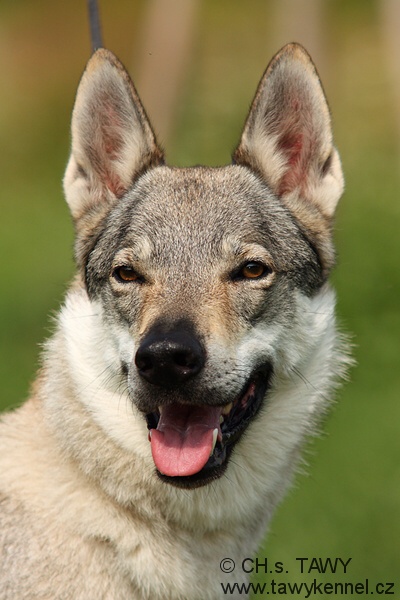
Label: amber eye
xmin=238 ymin=262 xmax=269 ymax=280
xmin=113 ymin=266 xmax=141 ymax=283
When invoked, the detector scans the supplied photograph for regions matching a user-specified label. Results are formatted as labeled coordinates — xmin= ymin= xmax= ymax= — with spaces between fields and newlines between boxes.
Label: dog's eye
xmin=237 ymin=262 xmax=270 ymax=280
xmin=113 ymin=266 xmax=141 ymax=283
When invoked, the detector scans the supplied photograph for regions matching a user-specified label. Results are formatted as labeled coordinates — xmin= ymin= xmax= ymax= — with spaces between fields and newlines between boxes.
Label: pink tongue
xmin=150 ymin=404 xmax=222 ymax=477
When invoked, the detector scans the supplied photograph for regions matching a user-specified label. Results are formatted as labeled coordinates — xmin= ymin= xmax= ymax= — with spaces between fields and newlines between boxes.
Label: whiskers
xmin=290 ymin=365 xmax=330 ymax=405
xmin=76 ymin=361 xmax=132 ymax=417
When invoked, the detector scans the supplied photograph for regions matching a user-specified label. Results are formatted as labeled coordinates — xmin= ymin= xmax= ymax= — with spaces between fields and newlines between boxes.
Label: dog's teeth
xmin=219 ymin=415 xmax=224 ymax=424
xmin=210 ymin=428 xmax=218 ymax=456
xmin=221 ymin=402 xmax=233 ymax=415
xmin=148 ymin=431 xmax=152 ymax=442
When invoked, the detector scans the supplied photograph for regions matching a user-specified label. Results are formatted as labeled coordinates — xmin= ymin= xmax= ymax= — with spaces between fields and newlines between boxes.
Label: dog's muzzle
xmin=134 ymin=324 xmax=273 ymax=488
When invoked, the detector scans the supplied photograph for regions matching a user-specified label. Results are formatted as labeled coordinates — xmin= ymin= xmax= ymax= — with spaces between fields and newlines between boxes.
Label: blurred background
xmin=0 ymin=0 xmax=399 ymax=594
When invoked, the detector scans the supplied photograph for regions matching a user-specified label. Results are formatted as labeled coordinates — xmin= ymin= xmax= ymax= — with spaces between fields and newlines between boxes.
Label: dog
xmin=0 ymin=43 xmax=348 ymax=599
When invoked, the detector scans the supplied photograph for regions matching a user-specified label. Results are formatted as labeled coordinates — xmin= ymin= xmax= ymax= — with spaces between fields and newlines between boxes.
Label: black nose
xmin=135 ymin=327 xmax=205 ymax=388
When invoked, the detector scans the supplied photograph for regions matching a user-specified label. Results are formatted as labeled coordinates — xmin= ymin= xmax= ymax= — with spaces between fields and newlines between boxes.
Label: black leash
xmin=87 ymin=0 xmax=103 ymax=52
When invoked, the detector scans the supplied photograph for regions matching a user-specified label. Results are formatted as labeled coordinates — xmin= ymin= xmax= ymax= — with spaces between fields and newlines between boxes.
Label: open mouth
xmin=145 ymin=363 xmax=273 ymax=488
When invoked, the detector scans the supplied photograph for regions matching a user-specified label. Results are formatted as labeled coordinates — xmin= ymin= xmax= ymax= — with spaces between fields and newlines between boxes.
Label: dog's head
xmin=63 ymin=44 xmax=344 ymax=488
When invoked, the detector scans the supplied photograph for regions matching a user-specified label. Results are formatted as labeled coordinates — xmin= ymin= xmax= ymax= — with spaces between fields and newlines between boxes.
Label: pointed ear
xmin=234 ymin=43 xmax=344 ymax=221
xmin=64 ymin=49 xmax=164 ymax=223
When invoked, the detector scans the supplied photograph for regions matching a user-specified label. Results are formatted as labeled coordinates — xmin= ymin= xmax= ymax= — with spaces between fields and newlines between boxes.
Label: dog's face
xmin=63 ymin=45 xmax=344 ymax=488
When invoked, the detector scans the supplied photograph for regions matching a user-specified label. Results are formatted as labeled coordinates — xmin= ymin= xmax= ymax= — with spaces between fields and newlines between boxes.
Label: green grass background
xmin=0 ymin=0 xmax=399 ymax=596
